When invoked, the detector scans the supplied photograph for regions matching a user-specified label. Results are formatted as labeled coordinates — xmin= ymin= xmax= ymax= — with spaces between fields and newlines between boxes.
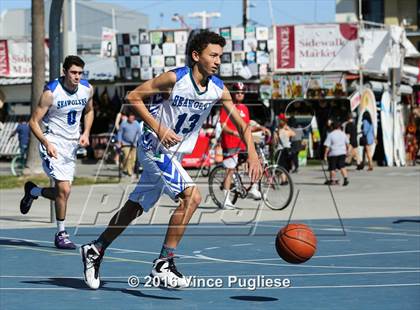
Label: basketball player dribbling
xmin=80 ymin=31 xmax=262 ymax=289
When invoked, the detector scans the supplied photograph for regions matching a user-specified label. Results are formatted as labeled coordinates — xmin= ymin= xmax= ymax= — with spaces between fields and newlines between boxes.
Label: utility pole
xmin=112 ymin=8 xmax=116 ymax=30
xmin=49 ymin=0 xmax=64 ymax=80
xmin=243 ymin=0 xmax=248 ymax=28
xmin=357 ymin=0 xmax=363 ymax=98
xmin=188 ymin=11 xmax=220 ymax=29
xmin=62 ymin=0 xmax=77 ymax=57
xmin=48 ymin=0 xmax=64 ymax=223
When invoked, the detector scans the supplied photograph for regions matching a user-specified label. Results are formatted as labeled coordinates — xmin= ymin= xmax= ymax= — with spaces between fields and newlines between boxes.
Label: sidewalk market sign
xmin=0 ymin=39 xmax=49 ymax=77
xmin=275 ymin=23 xmax=359 ymax=72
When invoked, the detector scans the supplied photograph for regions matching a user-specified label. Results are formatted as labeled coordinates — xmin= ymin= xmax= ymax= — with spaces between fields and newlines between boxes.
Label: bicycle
xmin=11 ymin=153 xmax=26 ymax=176
xmin=208 ymin=142 xmax=294 ymax=210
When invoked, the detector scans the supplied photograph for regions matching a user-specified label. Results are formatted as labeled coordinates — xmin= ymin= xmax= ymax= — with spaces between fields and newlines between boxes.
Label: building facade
xmin=0 ymin=0 xmax=149 ymax=53
xmin=336 ymin=0 xmax=420 ymax=48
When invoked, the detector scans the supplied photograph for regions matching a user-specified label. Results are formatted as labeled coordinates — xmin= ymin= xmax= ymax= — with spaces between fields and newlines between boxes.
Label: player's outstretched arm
xmin=126 ymin=72 xmax=181 ymax=148
xmin=79 ymin=85 xmax=94 ymax=147
xmin=221 ymin=86 xmax=262 ymax=182
xmin=28 ymin=90 xmax=57 ymax=158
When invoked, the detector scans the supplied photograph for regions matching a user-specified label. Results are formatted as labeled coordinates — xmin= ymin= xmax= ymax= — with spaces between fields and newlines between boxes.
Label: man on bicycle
xmin=219 ymin=82 xmax=265 ymax=208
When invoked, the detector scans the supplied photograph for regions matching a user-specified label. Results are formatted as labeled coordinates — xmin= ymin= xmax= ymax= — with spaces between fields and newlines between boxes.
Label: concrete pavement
xmin=1 ymin=163 xmax=419 ymax=230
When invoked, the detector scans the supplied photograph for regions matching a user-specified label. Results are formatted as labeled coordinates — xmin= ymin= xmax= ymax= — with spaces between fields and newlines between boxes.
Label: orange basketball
xmin=275 ymin=223 xmax=317 ymax=264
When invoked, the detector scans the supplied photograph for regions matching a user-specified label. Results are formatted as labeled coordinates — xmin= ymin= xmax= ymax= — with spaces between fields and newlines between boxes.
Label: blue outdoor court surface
xmin=0 ymin=217 xmax=419 ymax=310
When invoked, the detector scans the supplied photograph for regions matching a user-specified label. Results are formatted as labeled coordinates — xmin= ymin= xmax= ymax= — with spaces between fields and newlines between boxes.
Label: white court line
xmin=312 ymin=250 xmax=420 ymax=259
xmin=1 ymin=283 xmax=419 ymax=291
xmin=236 ymin=250 xmax=420 ymax=261
xmin=203 ymin=247 xmax=220 ymax=250
xmin=195 ymin=254 xmax=420 ymax=270
xmin=231 ymin=243 xmax=253 ymax=247
xmin=1 ymin=270 xmax=420 ymax=279
xmin=0 ymin=235 xmax=227 ymax=261
xmin=325 ymin=228 xmax=420 ymax=237
xmin=1 ymin=236 xmax=419 ymax=270
xmin=0 ymin=236 xmax=195 ymax=260
xmin=0 ymin=243 xmax=151 ymax=265
xmin=258 ymin=223 xmax=420 ymax=235
xmin=257 ymin=224 xmax=420 ymax=237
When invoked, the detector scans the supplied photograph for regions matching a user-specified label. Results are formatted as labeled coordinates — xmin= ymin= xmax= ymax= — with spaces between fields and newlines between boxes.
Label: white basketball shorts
xmin=39 ymin=133 xmax=78 ymax=181
xmin=128 ymin=146 xmax=195 ymax=212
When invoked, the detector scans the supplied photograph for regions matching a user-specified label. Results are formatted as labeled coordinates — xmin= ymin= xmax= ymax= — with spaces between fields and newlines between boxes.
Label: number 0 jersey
xmin=42 ymin=77 xmax=91 ymax=140
xmin=141 ymin=66 xmax=224 ymax=154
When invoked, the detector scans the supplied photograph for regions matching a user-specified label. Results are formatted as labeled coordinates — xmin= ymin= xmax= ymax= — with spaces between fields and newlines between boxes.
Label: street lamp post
xmin=188 ymin=11 xmax=221 ymax=29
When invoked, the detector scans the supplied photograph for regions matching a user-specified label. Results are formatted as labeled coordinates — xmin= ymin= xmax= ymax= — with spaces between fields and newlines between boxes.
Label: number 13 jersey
xmin=42 ymin=77 xmax=91 ymax=140
xmin=142 ymin=66 xmax=224 ymax=154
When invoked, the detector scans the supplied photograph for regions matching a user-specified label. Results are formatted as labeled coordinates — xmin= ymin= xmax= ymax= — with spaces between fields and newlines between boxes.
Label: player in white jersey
xmin=20 ymin=56 xmax=94 ymax=249
xmin=81 ymin=31 xmax=262 ymax=289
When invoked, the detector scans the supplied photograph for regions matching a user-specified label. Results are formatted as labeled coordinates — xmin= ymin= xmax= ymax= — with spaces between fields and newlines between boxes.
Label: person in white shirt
xmin=323 ymin=121 xmax=349 ymax=186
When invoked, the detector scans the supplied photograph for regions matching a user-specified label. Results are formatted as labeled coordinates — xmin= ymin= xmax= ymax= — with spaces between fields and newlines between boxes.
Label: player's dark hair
xmin=333 ymin=120 xmax=342 ymax=129
xmin=63 ymin=55 xmax=85 ymax=70
xmin=187 ymin=30 xmax=226 ymax=61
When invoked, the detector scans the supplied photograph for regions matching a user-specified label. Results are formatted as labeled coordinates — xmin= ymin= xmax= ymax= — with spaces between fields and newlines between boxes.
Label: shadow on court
xmin=393 ymin=219 xmax=420 ymax=224
xmin=0 ymin=216 xmax=52 ymax=224
xmin=0 ymin=238 xmax=53 ymax=249
xmin=22 ymin=278 xmax=93 ymax=290
xmin=122 ymin=289 xmax=182 ymax=300
xmin=230 ymin=296 xmax=278 ymax=302
xmin=21 ymin=278 xmax=183 ymax=300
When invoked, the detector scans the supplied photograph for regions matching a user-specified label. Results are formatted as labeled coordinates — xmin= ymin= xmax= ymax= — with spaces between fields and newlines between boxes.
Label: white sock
xmin=30 ymin=187 xmax=42 ymax=197
xmin=57 ymin=220 xmax=65 ymax=233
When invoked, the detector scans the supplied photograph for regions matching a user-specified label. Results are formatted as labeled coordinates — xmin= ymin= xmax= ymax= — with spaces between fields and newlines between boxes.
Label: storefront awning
xmin=0 ymin=77 xmax=32 ymax=85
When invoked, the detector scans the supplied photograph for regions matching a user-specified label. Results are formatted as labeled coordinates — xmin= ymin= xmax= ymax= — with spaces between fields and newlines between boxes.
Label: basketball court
xmin=1 ymin=165 xmax=419 ymax=309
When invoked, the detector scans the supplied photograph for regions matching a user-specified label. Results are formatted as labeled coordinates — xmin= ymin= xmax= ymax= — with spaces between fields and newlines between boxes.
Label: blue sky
xmin=0 ymin=0 xmax=336 ymax=28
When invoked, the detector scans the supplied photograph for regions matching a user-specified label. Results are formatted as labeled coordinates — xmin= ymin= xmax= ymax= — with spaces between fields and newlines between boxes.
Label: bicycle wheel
xmin=259 ymin=165 xmax=294 ymax=210
xmin=200 ymin=165 xmax=210 ymax=177
xmin=208 ymin=164 xmax=238 ymax=208
xmin=11 ymin=155 xmax=24 ymax=176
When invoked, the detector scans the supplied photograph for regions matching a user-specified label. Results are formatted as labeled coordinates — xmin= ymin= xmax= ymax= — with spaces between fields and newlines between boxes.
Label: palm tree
xmin=25 ymin=0 xmax=45 ymax=174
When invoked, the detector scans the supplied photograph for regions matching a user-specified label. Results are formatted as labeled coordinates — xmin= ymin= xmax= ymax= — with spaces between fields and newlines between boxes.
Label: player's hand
xmin=157 ymin=127 xmax=182 ymax=148
xmin=247 ymin=153 xmax=263 ymax=183
xmin=79 ymin=133 xmax=90 ymax=147
xmin=44 ymin=141 xmax=58 ymax=159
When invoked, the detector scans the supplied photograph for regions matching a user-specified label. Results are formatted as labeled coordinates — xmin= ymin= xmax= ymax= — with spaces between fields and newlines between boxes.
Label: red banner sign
xmin=276 ymin=26 xmax=295 ymax=69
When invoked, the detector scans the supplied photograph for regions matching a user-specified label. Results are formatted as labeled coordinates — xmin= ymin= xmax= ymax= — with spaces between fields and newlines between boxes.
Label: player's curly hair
xmin=187 ymin=30 xmax=226 ymax=61
xmin=63 ymin=55 xmax=85 ymax=70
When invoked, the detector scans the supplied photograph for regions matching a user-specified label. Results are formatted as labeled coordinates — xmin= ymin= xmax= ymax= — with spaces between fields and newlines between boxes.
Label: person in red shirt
xmin=219 ymin=82 xmax=262 ymax=208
